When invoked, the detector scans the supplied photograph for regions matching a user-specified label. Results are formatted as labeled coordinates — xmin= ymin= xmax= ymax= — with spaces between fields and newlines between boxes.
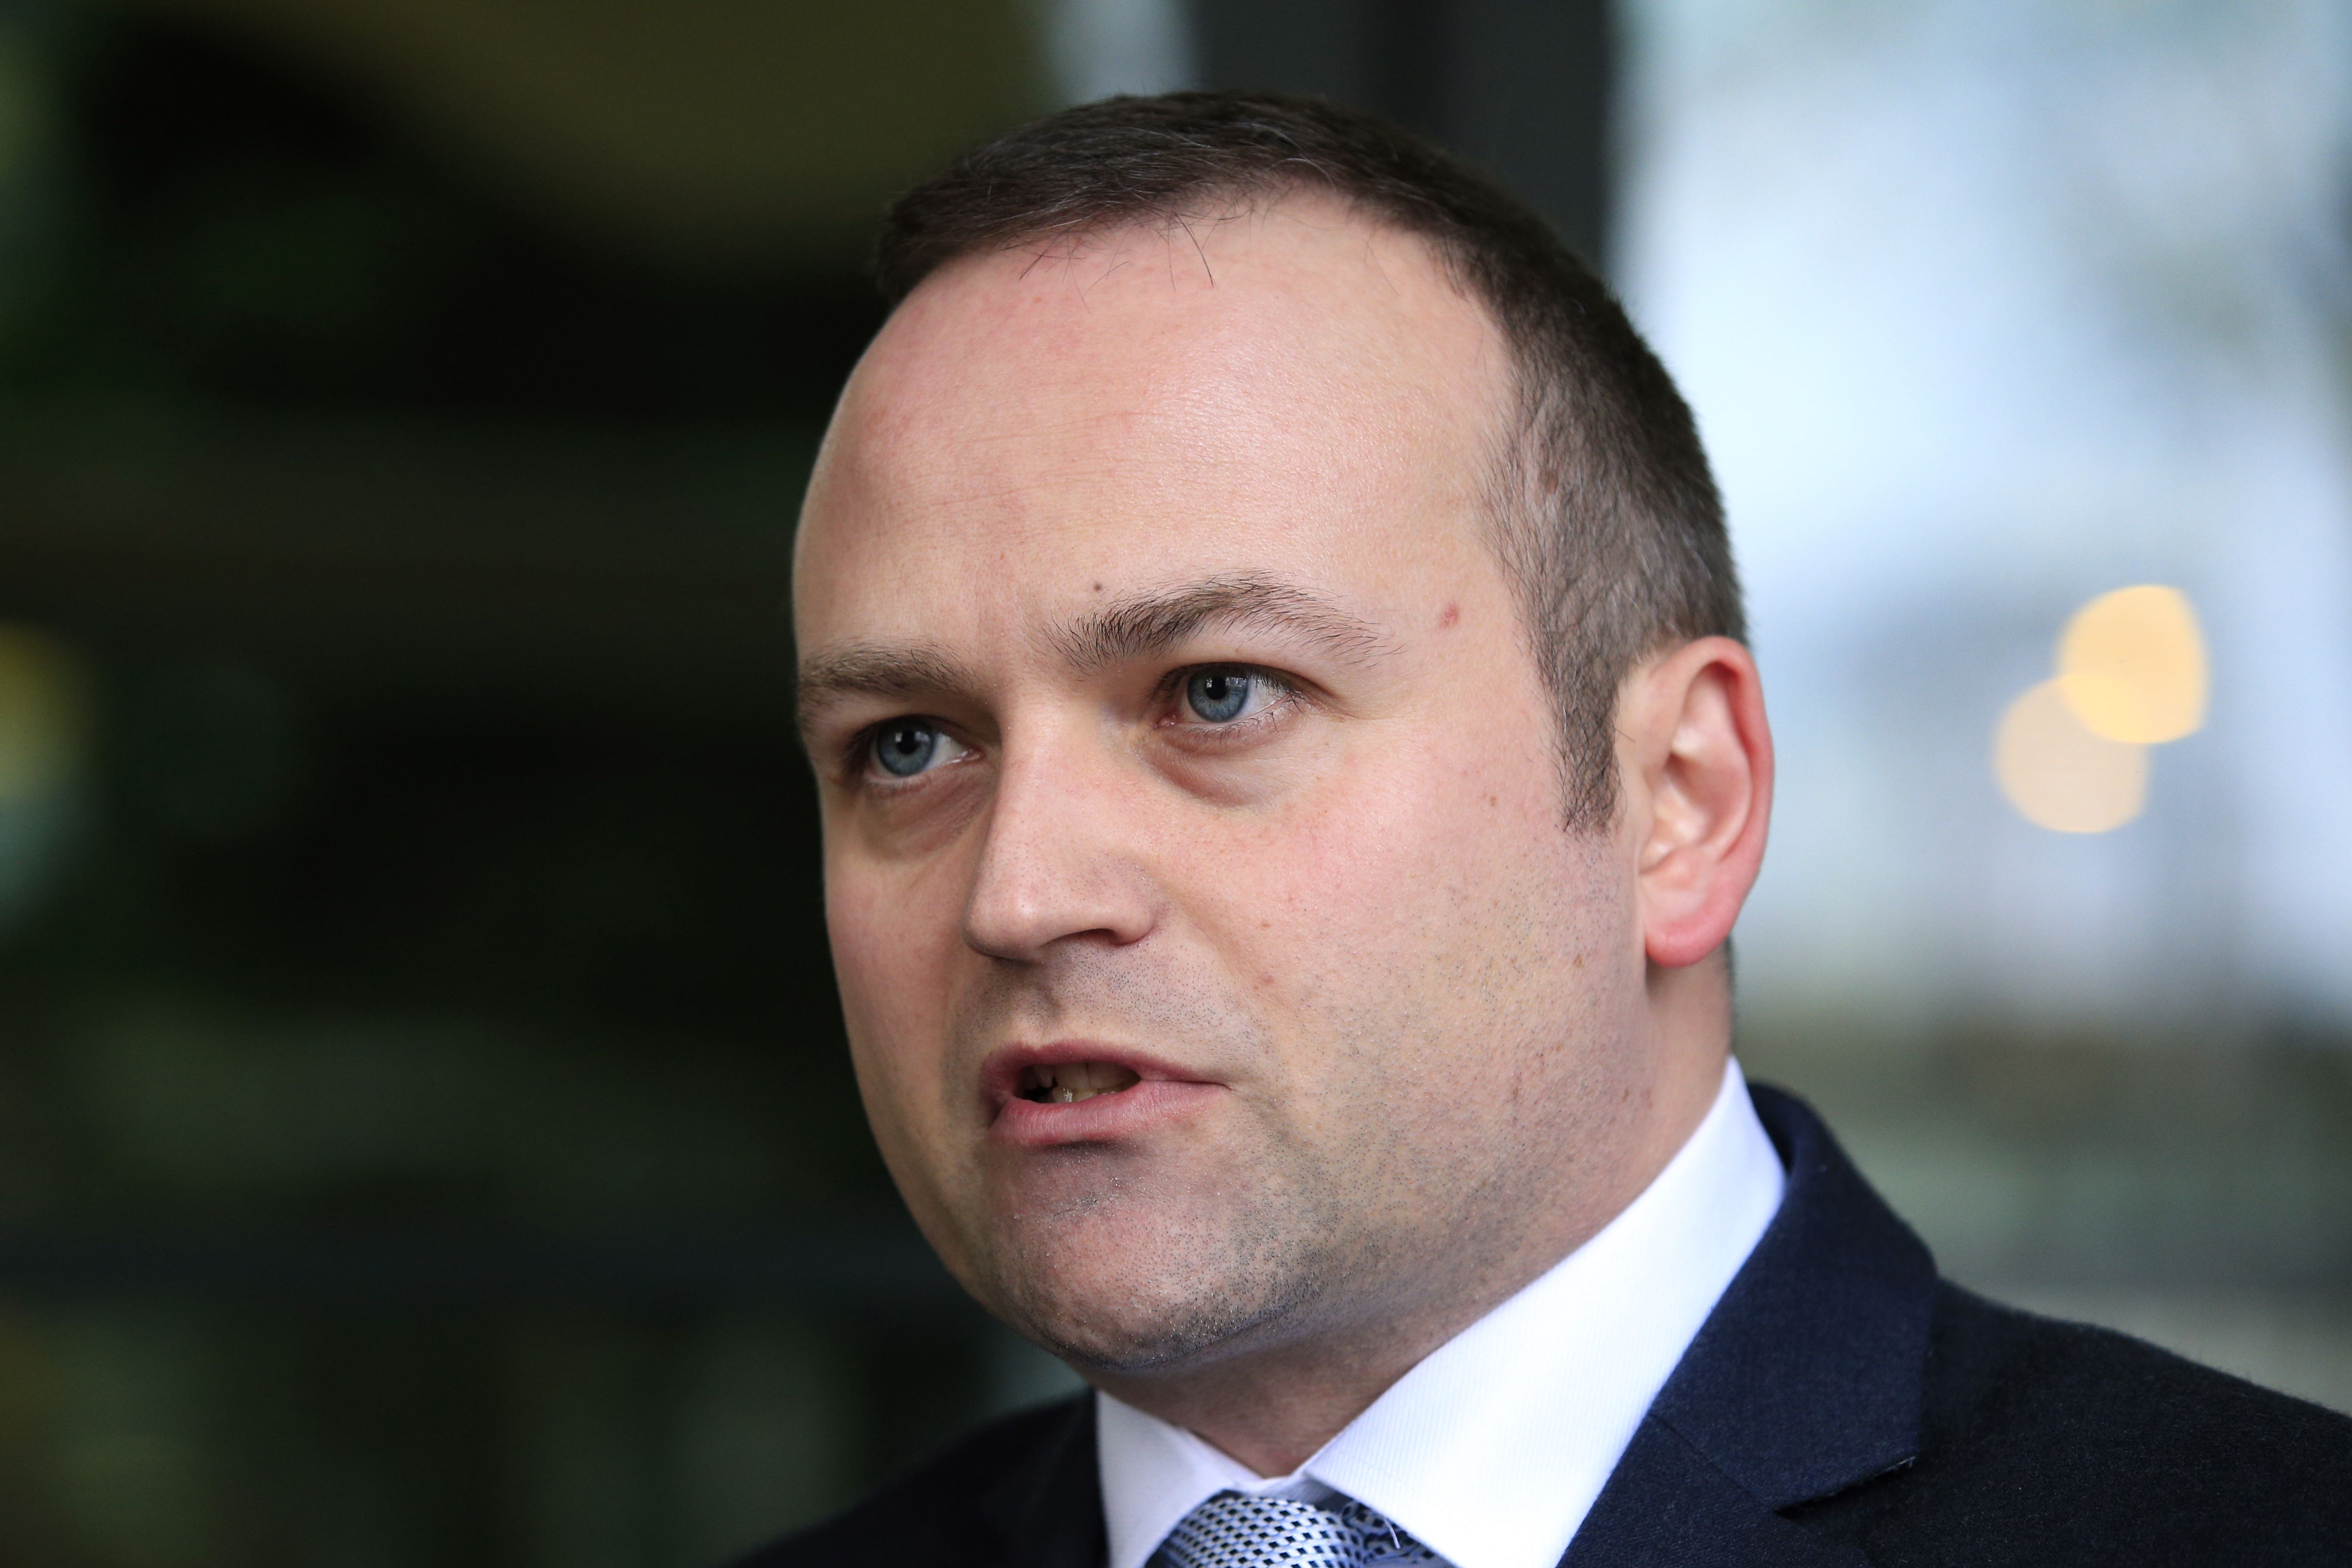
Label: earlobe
xmin=1622 ymin=637 xmax=1773 ymax=970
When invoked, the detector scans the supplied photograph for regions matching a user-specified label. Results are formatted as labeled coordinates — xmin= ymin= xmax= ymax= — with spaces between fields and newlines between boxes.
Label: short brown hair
xmin=874 ymin=91 xmax=1741 ymax=827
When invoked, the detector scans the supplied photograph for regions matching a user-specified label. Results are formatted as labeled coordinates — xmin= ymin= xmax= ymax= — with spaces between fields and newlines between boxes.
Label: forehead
xmin=795 ymin=195 xmax=1513 ymax=646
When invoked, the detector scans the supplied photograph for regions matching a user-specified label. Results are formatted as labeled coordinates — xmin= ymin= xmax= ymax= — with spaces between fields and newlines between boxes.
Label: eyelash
xmin=843 ymin=724 xmax=945 ymax=788
xmin=1154 ymin=665 xmax=1300 ymax=743
xmin=842 ymin=664 xmax=1305 ymax=789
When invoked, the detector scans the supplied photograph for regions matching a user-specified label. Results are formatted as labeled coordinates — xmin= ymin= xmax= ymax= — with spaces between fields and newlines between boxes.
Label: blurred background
xmin=0 ymin=0 xmax=2342 ymax=1562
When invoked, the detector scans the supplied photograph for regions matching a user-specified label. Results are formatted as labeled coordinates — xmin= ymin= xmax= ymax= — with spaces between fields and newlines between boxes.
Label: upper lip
xmin=979 ymin=1041 xmax=1214 ymax=1111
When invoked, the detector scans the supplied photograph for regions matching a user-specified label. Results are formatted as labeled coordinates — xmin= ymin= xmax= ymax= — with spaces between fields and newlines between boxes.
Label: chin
xmin=977 ymin=1204 xmax=1323 ymax=1376
xmin=1005 ymin=1273 xmax=1304 ymax=1376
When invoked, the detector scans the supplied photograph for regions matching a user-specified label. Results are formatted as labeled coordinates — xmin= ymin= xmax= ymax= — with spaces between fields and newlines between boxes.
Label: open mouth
xmin=1016 ymin=1062 xmax=1143 ymax=1104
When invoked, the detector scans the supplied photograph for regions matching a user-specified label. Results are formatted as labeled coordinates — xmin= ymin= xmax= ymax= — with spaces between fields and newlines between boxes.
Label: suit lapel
xmin=1559 ymin=1086 xmax=1937 ymax=1568
xmin=981 ymin=1394 xmax=1108 ymax=1568
xmin=1024 ymin=1090 xmax=1932 ymax=1568
xmin=1561 ymin=1420 xmax=1872 ymax=1567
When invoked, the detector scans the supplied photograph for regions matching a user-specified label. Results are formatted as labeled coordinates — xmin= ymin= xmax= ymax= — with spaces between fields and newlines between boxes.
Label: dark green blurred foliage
xmin=23 ymin=17 xmax=882 ymax=418
xmin=0 ymin=3 xmax=2337 ymax=1565
xmin=0 ymin=3 xmax=1068 ymax=1564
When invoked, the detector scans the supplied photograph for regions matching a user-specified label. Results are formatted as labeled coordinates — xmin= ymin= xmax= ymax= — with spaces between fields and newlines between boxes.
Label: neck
xmin=1091 ymin=974 xmax=1730 ymax=1476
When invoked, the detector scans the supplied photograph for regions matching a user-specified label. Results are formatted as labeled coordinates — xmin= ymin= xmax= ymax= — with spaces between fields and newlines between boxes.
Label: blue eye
xmin=1185 ymin=669 xmax=1259 ymax=723
xmin=873 ymin=721 xmax=944 ymax=777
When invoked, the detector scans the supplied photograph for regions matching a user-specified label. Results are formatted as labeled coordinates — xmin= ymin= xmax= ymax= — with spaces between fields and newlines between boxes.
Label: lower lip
xmin=990 ymin=1080 xmax=1223 ymax=1147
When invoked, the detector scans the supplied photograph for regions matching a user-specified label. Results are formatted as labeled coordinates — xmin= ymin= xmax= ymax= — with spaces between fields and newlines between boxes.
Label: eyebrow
xmin=795 ymin=572 xmax=1392 ymax=737
xmin=1050 ymin=572 xmax=1393 ymax=674
xmin=796 ymin=643 xmax=981 ymax=739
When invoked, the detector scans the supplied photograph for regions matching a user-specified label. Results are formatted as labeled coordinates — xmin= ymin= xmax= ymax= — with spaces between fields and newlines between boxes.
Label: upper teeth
xmin=1023 ymin=1062 xmax=1142 ymax=1103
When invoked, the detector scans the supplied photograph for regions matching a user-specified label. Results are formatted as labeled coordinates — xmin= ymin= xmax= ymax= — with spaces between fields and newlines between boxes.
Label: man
xmin=749 ymin=93 xmax=2350 ymax=1568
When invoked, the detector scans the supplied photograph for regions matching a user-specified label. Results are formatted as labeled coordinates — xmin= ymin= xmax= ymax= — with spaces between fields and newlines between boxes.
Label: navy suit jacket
xmin=739 ymin=1086 xmax=2352 ymax=1567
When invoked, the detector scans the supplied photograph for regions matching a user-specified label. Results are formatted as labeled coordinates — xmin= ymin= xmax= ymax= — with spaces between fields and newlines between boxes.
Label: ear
xmin=1616 ymin=637 xmax=1773 ymax=970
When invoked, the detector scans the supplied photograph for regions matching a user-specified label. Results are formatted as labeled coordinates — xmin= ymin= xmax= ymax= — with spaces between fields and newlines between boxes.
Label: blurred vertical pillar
xmin=1044 ymin=0 xmax=1200 ymax=105
xmin=1189 ymin=0 xmax=1615 ymax=269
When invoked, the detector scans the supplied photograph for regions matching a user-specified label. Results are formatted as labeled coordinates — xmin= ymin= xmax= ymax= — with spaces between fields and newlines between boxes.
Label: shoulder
xmin=727 ymin=1396 xmax=1092 ymax=1568
xmin=1793 ymin=1283 xmax=2352 ymax=1565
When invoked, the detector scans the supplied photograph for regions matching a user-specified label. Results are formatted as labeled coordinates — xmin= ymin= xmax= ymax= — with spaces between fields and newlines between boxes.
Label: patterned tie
xmin=1153 ymin=1490 xmax=1443 ymax=1568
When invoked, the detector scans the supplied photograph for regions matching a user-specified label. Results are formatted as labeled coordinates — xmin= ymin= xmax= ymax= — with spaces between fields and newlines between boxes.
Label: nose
xmin=961 ymin=728 xmax=1160 ymax=962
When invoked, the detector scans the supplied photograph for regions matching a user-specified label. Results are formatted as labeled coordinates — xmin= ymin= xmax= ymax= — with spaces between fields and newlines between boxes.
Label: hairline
xmin=880 ymin=151 xmax=1728 ymax=831
xmin=937 ymin=184 xmax=1626 ymax=824
xmin=945 ymin=185 xmax=1545 ymax=547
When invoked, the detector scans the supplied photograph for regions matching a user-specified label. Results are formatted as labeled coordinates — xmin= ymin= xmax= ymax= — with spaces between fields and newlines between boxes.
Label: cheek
xmin=1201 ymin=732 xmax=1625 ymax=1202
xmin=824 ymin=843 xmax=970 ymax=1150
xmin=1202 ymin=727 xmax=1568 ymax=1017
xmin=1170 ymin=768 xmax=1538 ymax=1217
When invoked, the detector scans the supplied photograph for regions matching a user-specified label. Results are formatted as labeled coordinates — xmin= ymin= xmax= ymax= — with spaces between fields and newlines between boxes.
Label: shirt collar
xmin=1097 ymin=1058 xmax=1786 ymax=1568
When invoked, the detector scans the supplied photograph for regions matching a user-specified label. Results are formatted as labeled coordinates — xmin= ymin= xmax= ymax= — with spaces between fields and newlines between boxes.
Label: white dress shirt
xmin=1097 ymin=1058 xmax=1786 ymax=1568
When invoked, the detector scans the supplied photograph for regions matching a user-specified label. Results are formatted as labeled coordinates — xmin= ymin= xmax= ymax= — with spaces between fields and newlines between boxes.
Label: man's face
xmin=795 ymin=200 xmax=1653 ymax=1374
